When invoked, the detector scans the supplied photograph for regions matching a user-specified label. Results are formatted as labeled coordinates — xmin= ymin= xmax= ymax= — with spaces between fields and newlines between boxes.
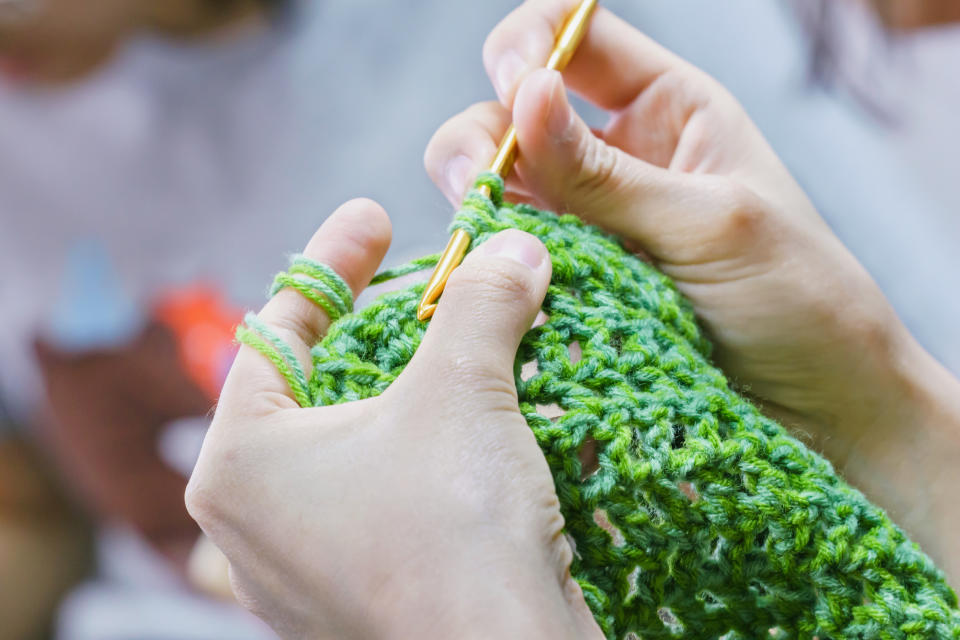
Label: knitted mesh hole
xmin=677 ymin=481 xmax=699 ymax=502
xmin=755 ymin=528 xmax=769 ymax=548
xmin=750 ymin=579 xmax=770 ymax=596
xmin=536 ymin=402 xmax=565 ymax=421
xmin=519 ymin=359 xmax=538 ymax=382
xmin=579 ymin=437 xmax=599 ymax=480
xmin=657 ymin=607 xmax=683 ymax=636
xmin=710 ymin=537 xmax=723 ymax=559
xmin=625 ymin=566 xmax=641 ymax=602
xmin=610 ymin=333 xmax=623 ymax=353
xmin=568 ymin=340 xmax=582 ymax=364
xmin=593 ymin=509 xmax=625 ymax=547
xmin=670 ymin=424 xmax=685 ymax=449
xmin=697 ymin=590 xmax=723 ymax=610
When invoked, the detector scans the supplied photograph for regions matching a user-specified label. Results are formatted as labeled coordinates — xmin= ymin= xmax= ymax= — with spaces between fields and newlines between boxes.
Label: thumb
xmin=513 ymin=69 xmax=737 ymax=264
xmin=404 ymin=230 xmax=551 ymax=395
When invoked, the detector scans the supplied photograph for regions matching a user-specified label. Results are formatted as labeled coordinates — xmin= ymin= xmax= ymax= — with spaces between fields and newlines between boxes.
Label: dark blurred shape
xmin=791 ymin=0 xmax=900 ymax=124
xmin=871 ymin=0 xmax=960 ymax=29
xmin=0 ymin=0 xmax=289 ymax=85
xmin=34 ymin=321 xmax=211 ymax=570
xmin=0 ymin=435 xmax=94 ymax=640
xmin=792 ymin=0 xmax=960 ymax=124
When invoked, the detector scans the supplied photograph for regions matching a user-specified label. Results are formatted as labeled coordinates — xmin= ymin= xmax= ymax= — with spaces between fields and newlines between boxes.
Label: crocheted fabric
xmin=241 ymin=174 xmax=960 ymax=639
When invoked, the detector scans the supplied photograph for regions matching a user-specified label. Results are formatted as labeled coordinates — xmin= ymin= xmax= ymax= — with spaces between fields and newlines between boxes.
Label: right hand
xmin=425 ymin=0 xmax=914 ymax=469
xmin=425 ymin=0 xmax=960 ymax=587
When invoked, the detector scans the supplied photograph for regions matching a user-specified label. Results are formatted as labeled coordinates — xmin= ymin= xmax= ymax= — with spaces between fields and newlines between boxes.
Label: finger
xmin=512 ymin=68 xmax=730 ymax=263
xmin=423 ymin=70 xmax=731 ymax=264
xmin=220 ymin=199 xmax=392 ymax=413
xmin=424 ymin=101 xmax=543 ymax=209
xmin=425 ymin=101 xmax=510 ymax=205
xmin=402 ymin=230 xmax=551 ymax=398
xmin=483 ymin=1 xmax=693 ymax=110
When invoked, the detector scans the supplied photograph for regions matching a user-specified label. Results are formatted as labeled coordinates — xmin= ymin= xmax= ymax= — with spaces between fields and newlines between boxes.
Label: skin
xmin=187 ymin=203 xmax=603 ymax=639
xmin=425 ymin=0 xmax=960 ymax=589
xmin=188 ymin=0 xmax=960 ymax=636
xmin=871 ymin=0 xmax=960 ymax=29
xmin=0 ymin=0 xmax=266 ymax=84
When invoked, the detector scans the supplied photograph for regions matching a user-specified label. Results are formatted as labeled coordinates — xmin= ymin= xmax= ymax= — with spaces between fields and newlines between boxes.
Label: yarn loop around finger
xmin=235 ymin=255 xmax=356 ymax=407
xmin=269 ymin=254 xmax=354 ymax=323
xmin=241 ymin=174 xmax=960 ymax=639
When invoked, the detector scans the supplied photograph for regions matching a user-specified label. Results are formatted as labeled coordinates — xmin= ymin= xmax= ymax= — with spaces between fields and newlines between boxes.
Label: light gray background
xmin=0 ymin=1 xmax=957 ymax=636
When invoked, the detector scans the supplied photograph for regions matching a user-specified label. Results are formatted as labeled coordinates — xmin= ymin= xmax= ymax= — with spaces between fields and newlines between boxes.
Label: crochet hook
xmin=416 ymin=0 xmax=599 ymax=321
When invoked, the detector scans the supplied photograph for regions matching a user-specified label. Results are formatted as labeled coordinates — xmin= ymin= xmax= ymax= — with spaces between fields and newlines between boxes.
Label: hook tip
xmin=416 ymin=302 xmax=436 ymax=322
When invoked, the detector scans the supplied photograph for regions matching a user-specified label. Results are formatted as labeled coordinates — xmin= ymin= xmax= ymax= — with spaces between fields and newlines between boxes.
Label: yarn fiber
xmin=242 ymin=174 xmax=960 ymax=639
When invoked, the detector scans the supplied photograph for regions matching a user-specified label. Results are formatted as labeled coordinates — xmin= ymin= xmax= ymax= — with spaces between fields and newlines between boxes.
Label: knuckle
xmin=571 ymin=140 xmax=623 ymax=202
xmin=184 ymin=472 xmax=221 ymax=530
xmin=184 ymin=429 xmax=248 ymax=530
xmin=713 ymin=181 xmax=768 ymax=242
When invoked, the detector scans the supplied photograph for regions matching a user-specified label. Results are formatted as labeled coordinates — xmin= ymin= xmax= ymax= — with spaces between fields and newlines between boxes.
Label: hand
xmin=424 ymin=0 xmax=960 ymax=585
xmin=427 ymin=0 xmax=897 ymax=458
xmin=186 ymin=200 xmax=602 ymax=640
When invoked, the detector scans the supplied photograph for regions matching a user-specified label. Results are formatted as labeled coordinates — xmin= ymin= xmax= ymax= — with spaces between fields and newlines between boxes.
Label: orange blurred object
xmin=153 ymin=285 xmax=243 ymax=401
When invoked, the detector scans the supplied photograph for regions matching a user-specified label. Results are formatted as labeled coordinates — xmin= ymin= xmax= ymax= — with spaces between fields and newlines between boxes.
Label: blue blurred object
xmin=47 ymin=239 xmax=143 ymax=352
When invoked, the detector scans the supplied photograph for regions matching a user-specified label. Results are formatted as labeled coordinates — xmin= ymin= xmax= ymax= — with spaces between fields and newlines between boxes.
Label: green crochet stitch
xmin=241 ymin=173 xmax=960 ymax=639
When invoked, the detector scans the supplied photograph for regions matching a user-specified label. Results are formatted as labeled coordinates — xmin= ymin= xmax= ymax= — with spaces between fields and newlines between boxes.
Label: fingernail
xmin=444 ymin=155 xmax=473 ymax=202
xmin=495 ymin=49 xmax=526 ymax=103
xmin=476 ymin=230 xmax=545 ymax=270
xmin=544 ymin=70 xmax=572 ymax=138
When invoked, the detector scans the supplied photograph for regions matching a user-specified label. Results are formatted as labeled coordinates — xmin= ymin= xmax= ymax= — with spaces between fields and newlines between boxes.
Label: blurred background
xmin=0 ymin=0 xmax=957 ymax=638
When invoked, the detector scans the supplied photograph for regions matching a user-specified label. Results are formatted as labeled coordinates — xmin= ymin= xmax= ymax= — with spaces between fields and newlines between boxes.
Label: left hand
xmin=186 ymin=199 xmax=602 ymax=640
xmin=423 ymin=0 xmax=960 ymax=588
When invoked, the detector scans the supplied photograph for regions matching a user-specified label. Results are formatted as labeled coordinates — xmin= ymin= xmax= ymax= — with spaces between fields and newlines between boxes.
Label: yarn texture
xmin=241 ymin=174 xmax=960 ymax=639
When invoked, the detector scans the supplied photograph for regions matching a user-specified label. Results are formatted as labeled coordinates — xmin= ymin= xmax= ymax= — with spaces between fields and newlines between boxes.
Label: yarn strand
xmin=239 ymin=174 xmax=960 ymax=639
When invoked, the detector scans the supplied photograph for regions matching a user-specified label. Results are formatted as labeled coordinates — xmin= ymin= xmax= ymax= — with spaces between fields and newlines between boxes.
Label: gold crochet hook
xmin=417 ymin=0 xmax=599 ymax=321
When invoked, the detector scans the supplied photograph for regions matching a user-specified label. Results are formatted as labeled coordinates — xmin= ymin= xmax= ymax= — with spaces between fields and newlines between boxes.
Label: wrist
xmin=841 ymin=328 xmax=960 ymax=476
xmin=832 ymin=329 xmax=960 ymax=586
xmin=798 ymin=303 xmax=926 ymax=468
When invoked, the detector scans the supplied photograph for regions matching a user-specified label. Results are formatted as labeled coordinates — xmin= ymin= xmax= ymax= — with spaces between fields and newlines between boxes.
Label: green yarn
xmin=239 ymin=254 xmax=356 ymax=406
xmin=369 ymin=253 xmax=442 ymax=285
xmin=243 ymin=173 xmax=960 ymax=639
xmin=270 ymin=253 xmax=354 ymax=320
xmin=236 ymin=312 xmax=313 ymax=407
